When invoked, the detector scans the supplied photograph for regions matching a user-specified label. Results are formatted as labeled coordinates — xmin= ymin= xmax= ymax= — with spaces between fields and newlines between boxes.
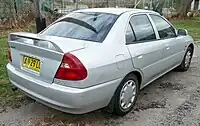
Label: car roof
xmin=74 ymin=8 xmax=158 ymax=15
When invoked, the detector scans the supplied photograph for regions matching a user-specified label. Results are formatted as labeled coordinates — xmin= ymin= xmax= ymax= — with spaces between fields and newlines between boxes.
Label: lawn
xmin=171 ymin=17 xmax=200 ymax=42
xmin=0 ymin=18 xmax=200 ymax=109
xmin=0 ymin=36 xmax=32 ymax=110
xmin=0 ymin=23 xmax=35 ymax=109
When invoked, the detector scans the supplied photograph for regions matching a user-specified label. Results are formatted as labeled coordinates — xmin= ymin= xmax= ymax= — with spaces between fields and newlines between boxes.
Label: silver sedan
xmin=7 ymin=8 xmax=194 ymax=116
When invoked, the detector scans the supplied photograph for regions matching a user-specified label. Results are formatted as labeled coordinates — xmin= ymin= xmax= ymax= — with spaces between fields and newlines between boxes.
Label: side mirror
xmin=177 ymin=29 xmax=188 ymax=36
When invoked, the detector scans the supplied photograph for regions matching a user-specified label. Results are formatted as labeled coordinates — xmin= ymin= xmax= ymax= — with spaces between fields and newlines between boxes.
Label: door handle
xmin=165 ymin=44 xmax=170 ymax=50
xmin=137 ymin=55 xmax=143 ymax=59
xmin=166 ymin=47 xmax=170 ymax=50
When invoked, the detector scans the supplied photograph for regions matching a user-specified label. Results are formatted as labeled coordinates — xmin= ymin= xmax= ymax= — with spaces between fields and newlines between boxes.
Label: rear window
xmin=41 ymin=12 xmax=118 ymax=42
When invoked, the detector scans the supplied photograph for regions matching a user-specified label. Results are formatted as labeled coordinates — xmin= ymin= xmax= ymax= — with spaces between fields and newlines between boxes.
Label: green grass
xmin=0 ymin=36 xmax=8 ymax=80
xmin=0 ymin=36 xmax=32 ymax=109
xmin=0 ymin=23 xmax=35 ymax=109
xmin=171 ymin=17 xmax=200 ymax=42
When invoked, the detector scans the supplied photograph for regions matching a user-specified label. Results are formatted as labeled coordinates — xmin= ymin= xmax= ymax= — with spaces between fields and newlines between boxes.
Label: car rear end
xmin=7 ymin=33 xmax=112 ymax=114
xmin=7 ymin=33 xmax=84 ymax=113
xmin=6 ymin=11 xmax=121 ymax=114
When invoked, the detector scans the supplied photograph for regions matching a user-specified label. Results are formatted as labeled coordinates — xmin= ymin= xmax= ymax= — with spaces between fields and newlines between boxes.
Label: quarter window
xmin=150 ymin=15 xmax=176 ymax=39
xmin=130 ymin=15 xmax=156 ymax=42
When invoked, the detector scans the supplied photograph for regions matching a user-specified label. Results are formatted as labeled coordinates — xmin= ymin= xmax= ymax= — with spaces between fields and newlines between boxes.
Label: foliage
xmin=0 ymin=0 xmax=34 ymax=29
xmin=0 ymin=0 xmax=14 ymax=18
xmin=0 ymin=11 xmax=35 ymax=29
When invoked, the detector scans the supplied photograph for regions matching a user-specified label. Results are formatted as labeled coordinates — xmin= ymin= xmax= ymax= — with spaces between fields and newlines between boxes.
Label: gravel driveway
xmin=1 ymin=47 xmax=200 ymax=126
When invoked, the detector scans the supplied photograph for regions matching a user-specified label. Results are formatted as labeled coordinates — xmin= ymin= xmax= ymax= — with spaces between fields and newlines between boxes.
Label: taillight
xmin=8 ymin=47 xmax=12 ymax=62
xmin=55 ymin=53 xmax=87 ymax=81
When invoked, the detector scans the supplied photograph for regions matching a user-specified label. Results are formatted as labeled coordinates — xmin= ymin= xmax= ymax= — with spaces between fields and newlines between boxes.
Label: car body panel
xmin=8 ymin=32 xmax=100 ymax=84
xmin=54 ymin=43 xmax=134 ymax=88
xmin=9 ymin=40 xmax=63 ymax=84
xmin=126 ymin=41 xmax=164 ymax=85
xmin=7 ymin=63 xmax=122 ymax=114
xmin=6 ymin=8 xmax=195 ymax=114
xmin=148 ymin=15 xmax=189 ymax=72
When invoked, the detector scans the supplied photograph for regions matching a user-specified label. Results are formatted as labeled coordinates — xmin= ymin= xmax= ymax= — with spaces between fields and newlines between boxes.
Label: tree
xmin=106 ymin=0 xmax=109 ymax=7
xmin=176 ymin=0 xmax=193 ymax=18
xmin=152 ymin=0 xmax=165 ymax=15
xmin=14 ymin=0 xmax=18 ymax=16
xmin=33 ymin=0 xmax=46 ymax=33
xmin=134 ymin=0 xmax=142 ymax=8
xmin=194 ymin=0 xmax=200 ymax=10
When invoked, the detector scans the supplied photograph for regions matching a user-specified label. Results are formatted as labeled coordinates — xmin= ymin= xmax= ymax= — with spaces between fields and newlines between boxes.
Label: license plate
xmin=22 ymin=55 xmax=40 ymax=72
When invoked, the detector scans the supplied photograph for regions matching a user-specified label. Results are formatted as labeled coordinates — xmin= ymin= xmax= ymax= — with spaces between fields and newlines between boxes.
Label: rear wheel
xmin=176 ymin=47 xmax=193 ymax=71
xmin=113 ymin=74 xmax=139 ymax=116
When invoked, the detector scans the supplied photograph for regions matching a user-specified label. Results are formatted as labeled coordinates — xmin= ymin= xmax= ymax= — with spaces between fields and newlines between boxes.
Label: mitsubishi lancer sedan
xmin=7 ymin=8 xmax=194 ymax=116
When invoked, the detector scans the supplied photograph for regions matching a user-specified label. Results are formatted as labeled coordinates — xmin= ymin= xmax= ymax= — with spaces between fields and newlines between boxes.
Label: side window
xmin=130 ymin=15 xmax=156 ymax=42
xmin=126 ymin=23 xmax=136 ymax=43
xmin=150 ymin=15 xmax=176 ymax=39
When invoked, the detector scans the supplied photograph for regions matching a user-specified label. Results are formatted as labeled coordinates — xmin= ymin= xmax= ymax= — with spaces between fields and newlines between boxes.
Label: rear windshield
xmin=41 ymin=12 xmax=119 ymax=42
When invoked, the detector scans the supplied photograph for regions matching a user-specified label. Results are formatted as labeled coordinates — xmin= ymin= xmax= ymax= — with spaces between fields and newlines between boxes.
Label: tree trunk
xmin=152 ymin=0 xmax=165 ymax=15
xmin=114 ymin=0 xmax=116 ymax=7
xmin=194 ymin=0 xmax=200 ymax=10
xmin=34 ymin=0 xmax=46 ymax=33
xmin=176 ymin=0 xmax=193 ymax=18
xmin=106 ymin=0 xmax=109 ymax=7
xmin=134 ymin=0 xmax=142 ymax=8
xmin=13 ymin=0 xmax=17 ymax=16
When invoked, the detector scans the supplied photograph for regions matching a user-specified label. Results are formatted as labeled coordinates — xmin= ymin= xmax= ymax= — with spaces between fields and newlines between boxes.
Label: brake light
xmin=55 ymin=53 xmax=87 ymax=81
xmin=8 ymin=47 xmax=12 ymax=62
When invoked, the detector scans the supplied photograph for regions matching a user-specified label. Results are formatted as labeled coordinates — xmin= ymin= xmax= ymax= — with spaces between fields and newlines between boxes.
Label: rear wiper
xmin=60 ymin=17 xmax=97 ymax=34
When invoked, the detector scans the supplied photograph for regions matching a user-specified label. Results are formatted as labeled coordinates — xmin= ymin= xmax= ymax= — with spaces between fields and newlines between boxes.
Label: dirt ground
xmin=0 ymin=47 xmax=200 ymax=126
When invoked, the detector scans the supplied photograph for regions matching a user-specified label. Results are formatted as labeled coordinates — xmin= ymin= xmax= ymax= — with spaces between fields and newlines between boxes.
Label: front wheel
xmin=177 ymin=47 xmax=193 ymax=71
xmin=114 ymin=74 xmax=139 ymax=116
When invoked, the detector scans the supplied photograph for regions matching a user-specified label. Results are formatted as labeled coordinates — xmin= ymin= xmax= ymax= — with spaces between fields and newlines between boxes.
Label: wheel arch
xmin=117 ymin=70 xmax=143 ymax=93
xmin=188 ymin=43 xmax=194 ymax=55
xmin=105 ymin=70 xmax=143 ymax=113
xmin=127 ymin=71 xmax=143 ymax=88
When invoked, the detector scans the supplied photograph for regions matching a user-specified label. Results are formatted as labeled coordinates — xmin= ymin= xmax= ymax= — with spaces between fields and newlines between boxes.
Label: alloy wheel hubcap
xmin=120 ymin=80 xmax=136 ymax=110
xmin=185 ymin=51 xmax=191 ymax=67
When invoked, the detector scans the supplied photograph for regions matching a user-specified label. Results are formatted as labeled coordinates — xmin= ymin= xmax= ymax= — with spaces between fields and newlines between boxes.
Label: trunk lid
xmin=8 ymin=32 xmax=95 ymax=83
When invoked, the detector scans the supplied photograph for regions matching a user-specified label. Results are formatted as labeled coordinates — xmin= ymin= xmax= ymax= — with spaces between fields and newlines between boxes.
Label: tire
xmin=113 ymin=74 xmax=139 ymax=116
xmin=176 ymin=47 xmax=193 ymax=71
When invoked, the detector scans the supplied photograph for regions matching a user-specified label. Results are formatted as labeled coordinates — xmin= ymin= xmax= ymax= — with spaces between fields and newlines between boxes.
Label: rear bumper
xmin=7 ymin=63 xmax=122 ymax=114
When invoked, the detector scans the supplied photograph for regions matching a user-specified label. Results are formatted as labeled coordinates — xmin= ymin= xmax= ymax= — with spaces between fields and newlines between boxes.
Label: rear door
xmin=126 ymin=14 xmax=165 ymax=85
xmin=149 ymin=14 xmax=185 ymax=69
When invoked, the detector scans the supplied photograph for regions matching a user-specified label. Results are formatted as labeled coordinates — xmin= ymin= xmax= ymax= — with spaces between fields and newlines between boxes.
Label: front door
xmin=149 ymin=14 xmax=186 ymax=70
